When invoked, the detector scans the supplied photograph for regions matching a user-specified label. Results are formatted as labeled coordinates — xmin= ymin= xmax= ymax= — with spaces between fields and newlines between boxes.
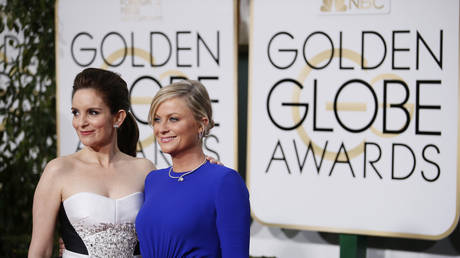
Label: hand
xmin=206 ymin=156 xmax=223 ymax=165
xmin=59 ymin=237 xmax=65 ymax=257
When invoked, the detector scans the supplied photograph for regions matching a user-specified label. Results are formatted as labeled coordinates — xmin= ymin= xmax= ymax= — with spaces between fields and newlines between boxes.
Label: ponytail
xmin=117 ymin=112 xmax=139 ymax=157
xmin=72 ymin=68 xmax=138 ymax=156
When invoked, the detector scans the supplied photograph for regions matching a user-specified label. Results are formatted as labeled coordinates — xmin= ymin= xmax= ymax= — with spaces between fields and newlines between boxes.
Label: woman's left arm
xmin=215 ymin=171 xmax=251 ymax=258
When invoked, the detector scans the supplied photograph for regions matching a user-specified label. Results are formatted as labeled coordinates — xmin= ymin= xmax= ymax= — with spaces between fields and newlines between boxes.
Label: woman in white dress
xmin=28 ymin=68 xmax=155 ymax=257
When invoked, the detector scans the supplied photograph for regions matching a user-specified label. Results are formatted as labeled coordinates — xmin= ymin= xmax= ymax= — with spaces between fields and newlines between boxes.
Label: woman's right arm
xmin=28 ymin=160 xmax=63 ymax=258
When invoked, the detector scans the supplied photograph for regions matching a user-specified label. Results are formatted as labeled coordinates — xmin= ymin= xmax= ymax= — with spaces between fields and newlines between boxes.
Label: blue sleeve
xmin=215 ymin=170 xmax=251 ymax=258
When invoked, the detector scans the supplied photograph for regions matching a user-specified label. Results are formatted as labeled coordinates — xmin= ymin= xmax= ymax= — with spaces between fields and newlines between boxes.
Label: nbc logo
xmin=320 ymin=0 xmax=390 ymax=14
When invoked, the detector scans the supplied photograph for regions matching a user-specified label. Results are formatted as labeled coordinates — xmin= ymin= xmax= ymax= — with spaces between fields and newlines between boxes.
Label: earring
xmin=198 ymin=131 xmax=203 ymax=139
xmin=114 ymin=124 xmax=119 ymax=128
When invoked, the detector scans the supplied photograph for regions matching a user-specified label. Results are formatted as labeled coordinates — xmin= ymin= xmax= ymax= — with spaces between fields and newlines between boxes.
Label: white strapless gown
xmin=61 ymin=192 xmax=143 ymax=258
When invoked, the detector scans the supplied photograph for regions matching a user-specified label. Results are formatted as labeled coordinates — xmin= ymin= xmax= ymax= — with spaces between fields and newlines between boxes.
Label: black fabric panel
xmin=134 ymin=241 xmax=140 ymax=255
xmin=58 ymin=203 xmax=89 ymax=254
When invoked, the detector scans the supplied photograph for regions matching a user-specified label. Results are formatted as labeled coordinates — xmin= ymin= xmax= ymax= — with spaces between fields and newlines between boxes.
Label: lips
xmin=159 ymin=136 xmax=176 ymax=143
xmin=80 ymin=130 xmax=94 ymax=136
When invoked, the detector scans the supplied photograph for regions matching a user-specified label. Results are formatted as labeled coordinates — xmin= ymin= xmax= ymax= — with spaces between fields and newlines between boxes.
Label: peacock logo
xmin=320 ymin=0 xmax=389 ymax=14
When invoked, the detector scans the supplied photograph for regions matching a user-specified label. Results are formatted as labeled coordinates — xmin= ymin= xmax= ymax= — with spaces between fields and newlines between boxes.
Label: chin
xmin=158 ymin=143 xmax=175 ymax=154
xmin=80 ymin=138 xmax=106 ymax=149
xmin=79 ymin=139 xmax=92 ymax=146
xmin=81 ymin=142 xmax=97 ymax=149
xmin=159 ymin=148 xmax=174 ymax=155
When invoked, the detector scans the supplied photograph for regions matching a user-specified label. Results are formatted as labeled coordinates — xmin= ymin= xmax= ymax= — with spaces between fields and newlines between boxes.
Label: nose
xmin=155 ymin=119 xmax=169 ymax=135
xmin=76 ymin=114 xmax=89 ymax=128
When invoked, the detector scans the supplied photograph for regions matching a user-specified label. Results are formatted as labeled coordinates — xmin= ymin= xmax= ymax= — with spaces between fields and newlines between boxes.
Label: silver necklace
xmin=168 ymin=157 xmax=207 ymax=182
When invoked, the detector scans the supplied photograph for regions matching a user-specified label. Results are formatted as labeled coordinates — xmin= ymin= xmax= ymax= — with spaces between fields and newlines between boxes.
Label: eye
xmin=71 ymin=109 xmax=79 ymax=116
xmin=153 ymin=117 xmax=160 ymax=123
xmin=169 ymin=117 xmax=179 ymax=122
xmin=88 ymin=110 xmax=99 ymax=115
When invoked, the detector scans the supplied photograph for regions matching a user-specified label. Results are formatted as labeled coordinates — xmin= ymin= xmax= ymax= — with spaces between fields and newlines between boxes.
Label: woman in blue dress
xmin=136 ymin=80 xmax=251 ymax=258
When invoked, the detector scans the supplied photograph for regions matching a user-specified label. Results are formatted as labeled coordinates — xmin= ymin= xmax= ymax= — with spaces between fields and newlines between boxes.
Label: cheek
xmin=92 ymin=117 xmax=112 ymax=130
xmin=182 ymin=125 xmax=199 ymax=139
xmin=174 ymin=124 xmax=191 ymax=136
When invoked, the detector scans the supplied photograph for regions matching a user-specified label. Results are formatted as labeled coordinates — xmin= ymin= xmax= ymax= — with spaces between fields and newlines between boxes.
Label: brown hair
xmin=72 ymin=68 xmax=138 ymax=156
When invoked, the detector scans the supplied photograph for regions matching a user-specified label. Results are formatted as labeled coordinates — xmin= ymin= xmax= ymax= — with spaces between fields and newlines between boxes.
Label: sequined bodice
xmin=61 ymin=192 xmax=143 ymax=258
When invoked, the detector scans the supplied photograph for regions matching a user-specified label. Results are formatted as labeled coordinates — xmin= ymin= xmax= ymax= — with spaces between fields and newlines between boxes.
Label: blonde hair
xmin=148 ymin=80 xmax=215 ymax=136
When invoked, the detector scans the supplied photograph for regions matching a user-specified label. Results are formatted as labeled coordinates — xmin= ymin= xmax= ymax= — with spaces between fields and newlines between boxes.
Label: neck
xmin=171 ymin=149 xmax=206 ymax=172
xmin=83 ymin=141 xmax=121 ymax=168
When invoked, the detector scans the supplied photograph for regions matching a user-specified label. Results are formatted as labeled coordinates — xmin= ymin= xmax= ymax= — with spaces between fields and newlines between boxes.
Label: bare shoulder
xmin=35 ymin=155 xmax=78 ymax=196
xmin=120 ymin=155 xmax=156 ymax=177
xmin=134 ymin=157 xmax=156 ymax=177
xmin=41 ymin=155 xmax=76 ymax=179
xmin=137 ymin=157 xmax=156 ymax=169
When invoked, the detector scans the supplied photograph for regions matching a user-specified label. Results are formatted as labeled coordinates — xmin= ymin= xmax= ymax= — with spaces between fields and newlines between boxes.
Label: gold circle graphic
xmin=101 ymin=47 xmax=189 ymax=150
xmin=293 ymin=49 xmax=412 ymax=161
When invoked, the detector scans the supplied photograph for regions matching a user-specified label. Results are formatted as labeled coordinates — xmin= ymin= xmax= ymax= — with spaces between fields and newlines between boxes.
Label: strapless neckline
xmin=60 ymin=191 xmax=144 ymax=257
xmin=63 ymin=191 xmax=143 ymax=203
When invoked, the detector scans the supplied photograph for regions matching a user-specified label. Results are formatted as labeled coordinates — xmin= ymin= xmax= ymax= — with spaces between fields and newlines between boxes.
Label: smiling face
xmin=71 ymin=88 xmax=117 ymax=149
xmin=153 ymin=97 xmax=204 ymax=157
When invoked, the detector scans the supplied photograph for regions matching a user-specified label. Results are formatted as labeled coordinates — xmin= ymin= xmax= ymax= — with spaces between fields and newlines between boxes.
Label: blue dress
xmin=135 ymin=161 xmax=251 ymax=258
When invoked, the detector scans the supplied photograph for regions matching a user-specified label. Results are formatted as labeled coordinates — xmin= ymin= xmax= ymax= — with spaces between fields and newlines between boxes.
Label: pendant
xmin=178 ymin=177 xmax=184 ymax=182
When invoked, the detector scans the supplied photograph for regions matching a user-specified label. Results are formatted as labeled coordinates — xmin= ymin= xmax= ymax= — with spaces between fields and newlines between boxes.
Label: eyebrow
xmin=71 ymin=107 xmax=104 ymax=110
xmin=155 ymin=112 xmax=181 ymax=116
